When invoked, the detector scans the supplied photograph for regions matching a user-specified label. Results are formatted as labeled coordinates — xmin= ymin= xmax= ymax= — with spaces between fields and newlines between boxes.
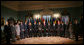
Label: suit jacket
xmin=34 ymin=24 xmax=38 ymax=29
xmin=33 ymin=24 xmax=38 ymax=31
xmin=60 ymin=24 xmax=65 ymax=31
xmin=52 ymin=24 xmax=56 ymax=30
xmin=57 ymin=24 xmax=61 ymax=31
xmin=28 ymin=25 xmax=33 ymax=31
xmin=24 ymin=24 xmax=28 ymax=31
xmin=11 ymin=25 xmax=16 ymax=34
xmin=73 ymin=23 xmax=79 ymax=33
xmin=47 ymin=25 xmax=51 ymax=30
xmin=65 ymin=24 xmax=69 ymax=31
xmin=20 ymin=24 xmax=24 ymax=32
xmin=42 ymin=24 xmax=47 ymax=32
xmin=38 ymin=24 xmax=42 ymax=30
xmin=4 ymin=25 xmax=11 ymax=37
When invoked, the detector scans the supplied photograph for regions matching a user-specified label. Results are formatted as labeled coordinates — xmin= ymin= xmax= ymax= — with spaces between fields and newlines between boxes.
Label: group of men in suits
xmin=3 ymin=17 xmax=81 ymax=44
xmin=24 ymin=19 xmax=67 ymax=38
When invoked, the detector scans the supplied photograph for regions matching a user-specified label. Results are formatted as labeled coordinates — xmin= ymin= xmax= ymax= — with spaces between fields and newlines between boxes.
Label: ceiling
xmin=1 ymin=1 xmax=83 ymax=11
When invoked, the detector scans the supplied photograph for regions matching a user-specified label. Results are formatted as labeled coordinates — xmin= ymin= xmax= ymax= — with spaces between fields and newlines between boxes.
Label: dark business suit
xmin=4 ymin=25 xmax=11 ymax=44
xmin=38 ymin=24 xmax=42 ymax=37
xmin=60 ymin=24 xmax=65 ymax=37
xmin=73 ymin=23 xmax=79 ymax=41
xmin=52 ymin=24 xmax=56 ymax=36
xmin=28 ymin=25 xmax=33 ymax=37
xmin=57 ymin=24 xmax=61 ymax=36
xmin=45 ymin=23 xmax=49 ymax=36
xmin=65 ymin=24 xmax=69 ymax=38
xmin=33 ymin=24 xmax=38 ymax=37
xmin=11 ymin=25 xmax=16 ymax=42
xmin=47 ymin=24 xmax=52 ymax=36
xmin=20 ymin=24 xmax=25 ymax=39
xmin=24 ymin=23 xmax=28 ymax=38
xmin=42 ymin=24 xmax=47 ymax=37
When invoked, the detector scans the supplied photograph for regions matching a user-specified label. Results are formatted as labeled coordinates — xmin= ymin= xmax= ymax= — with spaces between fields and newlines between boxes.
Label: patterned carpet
xmin=12 ymin=36 xmax=83 ymax=44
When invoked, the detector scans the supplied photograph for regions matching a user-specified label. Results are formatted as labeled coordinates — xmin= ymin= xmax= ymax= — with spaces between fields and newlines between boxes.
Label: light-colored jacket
xmin=15 ymin=24 xmax=20 ymax=35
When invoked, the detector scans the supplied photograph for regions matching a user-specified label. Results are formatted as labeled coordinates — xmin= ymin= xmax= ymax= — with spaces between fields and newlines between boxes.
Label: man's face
xmin=21 ymin=22 xmax=23 ymax=24
xmin=48 ymin=23 xmax=50 ymax=25
xmin=6 ymin=21 xmax=8 ymax=25
xmin=58 ymin=21 xmax=60 ymax=24
xmin=53 ymin=22 xmax=55 ymax=24
xmin=75 ymin=20 xmax=78 ymax=24
xmin=62 ymin=22 xmax=64 ymax=24
xmin=29 ymin=23 xmax=31 ymax=25
xmin=43 ymin=21 xmax=45 ymax=24
xmin=25 ymin=20 xmax=27 ymax=23
xmin=34 ymin=22 xmax=36 ymax=24
xmin=39 ymin=22 xmax=41 ymax=25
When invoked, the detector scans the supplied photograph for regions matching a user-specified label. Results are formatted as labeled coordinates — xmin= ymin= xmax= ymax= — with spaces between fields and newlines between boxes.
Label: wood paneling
xmin=1 ymin=1 xmax=83 ymax=11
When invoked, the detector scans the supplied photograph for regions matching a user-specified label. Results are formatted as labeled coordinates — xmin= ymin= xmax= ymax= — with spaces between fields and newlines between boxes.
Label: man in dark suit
xmin=60 ymin=21 xmax=65 ymax=37
xmin=4 ymin=18 xmax=15 ymax=44
xmin=4 ymin=24 xmax=11 ymax=44
xmin=65 ymin=22 xmax=69 ymax=38
xmin=52 ymin=22 xmax=56 ymax=36
xmin=28 ymin=22 xmax=33 ymax=37
xmin=38 ymin=22 xmax=42 ymax=37
xmin=57 ymin=20 xmax=61 ymax=36
xmin=47 ymin=22 xmax=51 ymax=36
xmin=73 ymin=19 xmax=79 ymax=41
xmin=20 ymin=21 xmax=25 ymax=39
xmin=42 ymin=21 xmax=47 ymax=37
xmin=10 ymin=23 xmax=16 ymax=42
xmin=79 ymin=15 xmax=83 ymax=36
xmin=24 ymin=20 xmax=28 ymax=38
xmin=33 ymin=21 xmax=38 ymax=37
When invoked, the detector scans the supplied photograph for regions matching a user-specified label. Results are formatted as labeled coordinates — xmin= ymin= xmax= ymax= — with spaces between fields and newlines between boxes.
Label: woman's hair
xmin=14 ymin=22 xmax=17 ymax=25
xmin=20 ymin=20 xmax=23 ymax=22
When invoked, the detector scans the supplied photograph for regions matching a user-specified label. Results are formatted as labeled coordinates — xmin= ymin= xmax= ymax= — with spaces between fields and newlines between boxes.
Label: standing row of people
xmin=3 ymin=17 xmax=80 ymax=44
xmin=14 ymin=20 xmax=74 ymax=39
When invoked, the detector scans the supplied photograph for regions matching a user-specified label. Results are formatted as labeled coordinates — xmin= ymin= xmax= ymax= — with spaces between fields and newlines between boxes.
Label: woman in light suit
xmin=68 ymin=21 xmax=73 ymax=39
xmin=15 ymin=22 xmax=20 ymax=40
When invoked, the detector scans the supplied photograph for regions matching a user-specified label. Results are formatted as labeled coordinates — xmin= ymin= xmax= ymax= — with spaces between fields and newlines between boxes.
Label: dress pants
xmin=6 ymin=35 xmax=11 ymax=44
xmin=24 ymin=30 xmax=28 ymax=38
xmin=74 ymin=32 xmax=78 ymax=41
xmin=20 ymin=31 xmax=24 ymax=39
